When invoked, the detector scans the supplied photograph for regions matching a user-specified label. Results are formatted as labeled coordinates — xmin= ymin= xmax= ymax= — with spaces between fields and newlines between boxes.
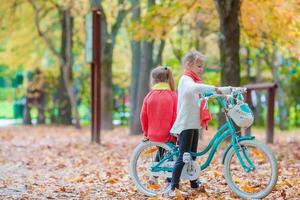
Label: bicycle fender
xmin=222 ymin=136 xmax=255 ymax=164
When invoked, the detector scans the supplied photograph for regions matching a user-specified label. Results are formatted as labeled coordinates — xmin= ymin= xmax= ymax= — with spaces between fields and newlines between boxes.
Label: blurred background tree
xmin=0 ymin=0 xmax=299 ymax=132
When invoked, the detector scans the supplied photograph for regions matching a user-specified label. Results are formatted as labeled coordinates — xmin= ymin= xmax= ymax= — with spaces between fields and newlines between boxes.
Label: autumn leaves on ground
xmin=0 ymin=126 xmax=299 ymax=199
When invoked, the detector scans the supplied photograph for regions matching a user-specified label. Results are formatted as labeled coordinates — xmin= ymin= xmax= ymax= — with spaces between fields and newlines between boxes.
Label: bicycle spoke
xmin=134 ymin=144 xmax=173 ymax=194
xmin=229 ymin=145 xmax=272 ymax=194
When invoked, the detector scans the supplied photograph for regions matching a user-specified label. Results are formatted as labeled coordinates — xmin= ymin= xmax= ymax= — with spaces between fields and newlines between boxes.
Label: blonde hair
xmin=150 ymin=66 xmax=175 ymax=91
xmin=182 ymin=50 xmax=206 ymax=69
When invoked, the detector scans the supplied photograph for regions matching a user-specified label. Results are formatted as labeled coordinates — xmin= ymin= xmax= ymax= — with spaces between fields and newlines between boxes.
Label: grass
xmin=0 ymin=101 xmax=13 ymax=118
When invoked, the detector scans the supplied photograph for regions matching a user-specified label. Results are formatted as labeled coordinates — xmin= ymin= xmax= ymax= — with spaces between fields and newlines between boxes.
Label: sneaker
xmin=168 ymin=189 xmax=188 ymax=197
xmin=165 ymin=177 xmax=171 ymax=183
xmin=190 ymin=179 xmax=202 ymax=189
xmin=149 ymin=176 xmax=158 ymax=185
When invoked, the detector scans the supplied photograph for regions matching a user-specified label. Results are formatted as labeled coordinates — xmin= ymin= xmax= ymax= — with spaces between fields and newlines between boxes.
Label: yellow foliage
xmin=241 ymin=0 xmax=300 ymax=52
xmin=0 ymin=0 xmax=89 ymax=73
xmin=129 ymin=0 xmax=204 ymax=41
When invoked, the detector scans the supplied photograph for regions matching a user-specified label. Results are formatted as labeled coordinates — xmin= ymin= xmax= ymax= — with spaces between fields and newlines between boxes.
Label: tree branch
xmin=28 ymin=0 xmax=62 ymax=63
xmin=154 ymin=39 xmax=165 ymax=66
xmin=111 ymin=1 xmax=131 ymax=49
xmin=169 ymin=0 xmax=198 ymax=28
xmin=169 ymin=38 xmax=182 ymax=62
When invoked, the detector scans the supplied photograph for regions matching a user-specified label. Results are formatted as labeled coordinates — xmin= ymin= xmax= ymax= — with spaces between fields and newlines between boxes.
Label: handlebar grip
xmin=203 ymin=92 xmax=215 ymax=97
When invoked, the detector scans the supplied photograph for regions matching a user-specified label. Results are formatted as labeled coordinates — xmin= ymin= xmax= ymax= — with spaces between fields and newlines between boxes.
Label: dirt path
xmin=0 ymin=126 xmax=299 ymax=199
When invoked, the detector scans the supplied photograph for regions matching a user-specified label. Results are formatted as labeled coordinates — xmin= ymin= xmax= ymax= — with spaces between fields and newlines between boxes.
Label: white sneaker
xmin=168 ymin=189 xmax=188 ymax=197
xmin=149 ymin=176 xmax=158 ymax=184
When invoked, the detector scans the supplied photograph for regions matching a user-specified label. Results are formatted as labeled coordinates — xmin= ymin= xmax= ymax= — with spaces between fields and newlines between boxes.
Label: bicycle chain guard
xmin=181 ymin=161 xmax=201 ymax=180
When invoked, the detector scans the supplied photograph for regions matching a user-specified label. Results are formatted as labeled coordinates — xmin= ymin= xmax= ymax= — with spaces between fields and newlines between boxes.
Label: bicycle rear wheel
xmin=224 ymin=140 xmax=278 ymax=199
xmin=129 ymin=141 xmax=176 ymax=196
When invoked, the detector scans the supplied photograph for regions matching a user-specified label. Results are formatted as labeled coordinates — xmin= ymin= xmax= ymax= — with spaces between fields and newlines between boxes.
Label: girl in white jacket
xmin=169 ymin=50 xmax=231 ymax=196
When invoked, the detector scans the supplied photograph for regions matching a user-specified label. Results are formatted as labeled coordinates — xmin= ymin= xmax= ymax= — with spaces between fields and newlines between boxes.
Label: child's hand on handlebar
xmin=232 ymin=87 xmax=247 ymax=93
xmin=215 ymin=87 xmax=226 ymax=98
xmin=215 ymin=87 xmax=223 ymax=94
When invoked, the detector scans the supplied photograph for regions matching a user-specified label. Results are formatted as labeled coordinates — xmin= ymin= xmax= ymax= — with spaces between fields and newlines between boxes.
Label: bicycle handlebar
xmin=203 ymin=87 xmax=245 ymax=98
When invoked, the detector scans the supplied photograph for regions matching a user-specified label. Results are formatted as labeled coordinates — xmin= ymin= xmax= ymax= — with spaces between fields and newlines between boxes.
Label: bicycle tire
xmin=223 ymin=140 xmax=278 ymax=199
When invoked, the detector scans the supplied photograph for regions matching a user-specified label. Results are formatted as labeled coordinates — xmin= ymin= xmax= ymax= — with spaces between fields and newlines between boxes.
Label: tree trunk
xmin=61 ymin=9 xmax=81 ymax=128
xmin=214 ymin=0 xmax=241 ymax=86
xmin=23 ymin=97 xmax=32 ymax=125
xmin=57 ymin=9 xmax=77 ymax=126
xmin=129 ymin=0 xmax=142 ymax=135
xmin=154 ymin=39 xmax=165 ymax=66
xmin=295 ymin=102 xmax=299 ymax=126
xmin=99 ymin=0 xmax=128 ymax=130
xmin=254 ymin=53 xmax=263 ymax=126
xmin=101 ymin=42 xmax=114 ymax=130
xmin=245 ymin=46 xmax=251 ymax=81
xmin=195 ymin=20 xmax=207 ymax=53
xmin=263 ymin=46 xmax=288 ymax=130
xmin=57 ymin=68 xmax=72 ymax=124
xmin=133 ymin=0 xmax=155 ymax=135
xmin=28 ymin=1 xmax=80 ymax=126
xmin=214 ymin=0 xmax=241 ymax=130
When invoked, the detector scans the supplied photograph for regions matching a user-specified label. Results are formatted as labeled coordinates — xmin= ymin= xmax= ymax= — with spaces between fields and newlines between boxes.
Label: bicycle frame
xmin=151 ymin=96 xmax=256 ymax=174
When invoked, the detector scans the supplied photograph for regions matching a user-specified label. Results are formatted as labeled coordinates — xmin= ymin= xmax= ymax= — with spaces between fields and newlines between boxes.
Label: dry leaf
xmin=252 ymin=148 xmax=265 ymax=159
xmin=143 ymin=148 xmax=157 ymax=155
xmin=241 ymin=185 xmax=255 ymax=193
xmin=79 ymin=188 xmax=91 ymax=198
xmin=0 ymin=126 xmax=299 ymax=199
xmin=107 ymin=177 xmax=118 ymax=184
xmin=65 ymin=175 xmax=84 ymax=183
xmin=213 ymin=171 xmax=220 ymax=177
xmin=233 ymin=177 xmax=243 ymax=184
xmin=175 ymin=188 xmax=185 ymax=200
xmin=148 ymin=196 xmax=159 ymax=200
xmin=147 ymin=184 xmax=161 ymax=190
xmin=280 ymin=189 xmax=287 ymax=199
xmin=58 ymin=186 xmax=66 ymax=192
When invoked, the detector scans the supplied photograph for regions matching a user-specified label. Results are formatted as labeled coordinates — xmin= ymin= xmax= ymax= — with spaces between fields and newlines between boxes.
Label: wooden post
xmin=91 ymin=8 xmax=101 ymax=144
xmin=267 ymin=87 xmax=275 ymax=144
xmin=245 ymin=83 xmax=277 ymax=143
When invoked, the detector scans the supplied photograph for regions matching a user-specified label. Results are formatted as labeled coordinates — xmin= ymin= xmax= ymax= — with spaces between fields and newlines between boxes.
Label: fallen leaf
xmin=233 ymin=177 xmax=243 ymax=184
xmin=148 ymin=196 xmax=159 ymax=200
xmin=105 ymin=189 xmax=116 ymax=195
xmin=79 ymin=188 xmax=91 ymax=198
xmin=58 ymin=186 xmax=66 ymax=192
xmin=143 ymin=148 xmax=157 ymax=155
xmin=107 ymin=177 xmax=118 ymax=184
xmin=213 ymin=171 xmax=220 ymax=177
xmin=175 ymin=188 xmax=185 ymax=200
xmin=56 ymin=163 xmax=66 ymax=169
xmin=241 ymin=185 xmax=255 ymax=193
xmin=64 ymin=175 xmax=84 ymax=183
xmin=147 ymin=184 xmax=161 ymax=190
xmin=251 ymin=148 xmax=265 ymax=159
xmin=280 ymin=189 xmax=287 ymax=199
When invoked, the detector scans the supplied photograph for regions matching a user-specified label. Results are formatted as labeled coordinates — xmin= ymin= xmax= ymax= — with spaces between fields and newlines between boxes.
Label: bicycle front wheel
xmin=129 ymin=141 xmax=175 ymax=196
xmin=224 ymin=140 xmax=278 ymax=199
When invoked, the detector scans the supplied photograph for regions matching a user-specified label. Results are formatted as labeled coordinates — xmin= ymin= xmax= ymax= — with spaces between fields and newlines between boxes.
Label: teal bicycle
xmin=130 ymin=88 xmax=278 ymax=199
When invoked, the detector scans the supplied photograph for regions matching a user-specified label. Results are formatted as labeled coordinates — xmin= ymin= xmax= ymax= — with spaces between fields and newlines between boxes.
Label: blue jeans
xmin=171 ymin=129 xmax=199 ymax=190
